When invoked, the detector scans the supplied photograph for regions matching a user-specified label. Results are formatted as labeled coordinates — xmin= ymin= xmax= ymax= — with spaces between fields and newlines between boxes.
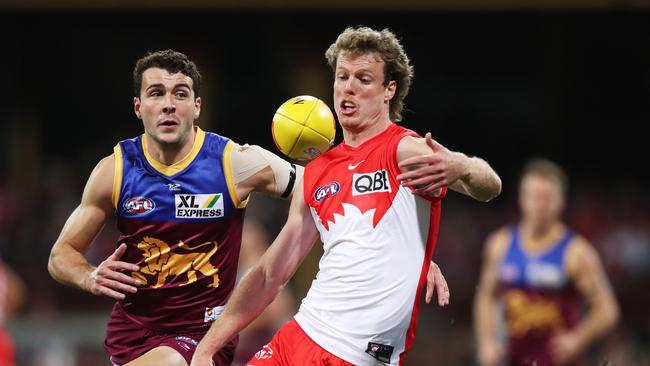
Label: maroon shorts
xmin=246 ymin=319 xmax=353 ymax=366
xmin=105 ymin=306 xmax=237 ymax=365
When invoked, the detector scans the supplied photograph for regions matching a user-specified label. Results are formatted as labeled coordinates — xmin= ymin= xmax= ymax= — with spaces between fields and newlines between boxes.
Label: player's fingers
xmin=401 ymin=174 xmax=439 ymax=187
xmin=107 ymin=260 xmax=140 ymax=273
xmin=425 ymin=133 xmax=443 ymax=151
xmin=425 ymin=266 xmax=435 ymax=304
xmin=398 ymin=155 xmax=441 ymax=170
xmin=109 ymin=243 xmax=127 ymax=260
xmin=438 ymin=280 xmax=450 ymax=307
xmin=403 ymin=175 xmax=445 ymax=190
xmin=96 ymin=286 xmax=127 ymax=301
xmin=397 ymin=165 xmax=442 ymax=182
xmin=105 ymin=271 xmax=142 ymax=286
xmin=412 ymin=180 xmax=446 ymax=195
xmin=434 ymin=264 xmax=450 ymax=306
xmin=424 ymin=132 xmax=444 ymax=151
xmin=400 ymin=166 xmax=444 ymax=181
xmin=98 ymin=278 xmax=139 ymax=294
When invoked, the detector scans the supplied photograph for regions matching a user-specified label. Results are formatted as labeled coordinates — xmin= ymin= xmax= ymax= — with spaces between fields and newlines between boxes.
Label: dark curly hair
xmin=133 ymin=49 xmax=201 ymax=98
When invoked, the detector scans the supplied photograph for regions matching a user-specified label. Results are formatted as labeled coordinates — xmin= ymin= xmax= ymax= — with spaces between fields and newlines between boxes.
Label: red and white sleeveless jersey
xmin=295 ymin=123 xmax=446 ymax=365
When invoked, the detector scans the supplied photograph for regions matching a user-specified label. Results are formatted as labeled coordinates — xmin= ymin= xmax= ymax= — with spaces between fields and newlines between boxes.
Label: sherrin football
xmin=271 ymin=95 xmax=336 ymax=161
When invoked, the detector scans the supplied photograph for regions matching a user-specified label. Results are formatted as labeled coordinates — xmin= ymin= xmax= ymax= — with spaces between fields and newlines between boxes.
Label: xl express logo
xmin=175 ymin=194 xmax=224 ymax=218
xmin=352 ymin=169 xmax=391 ymax=196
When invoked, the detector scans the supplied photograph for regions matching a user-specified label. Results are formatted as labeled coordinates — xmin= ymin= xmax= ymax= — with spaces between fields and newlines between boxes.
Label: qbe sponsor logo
xmin=175 ymin=193 xmax=224 ymax=218
xmin=352 ymin=169 xmax=391 ymax=196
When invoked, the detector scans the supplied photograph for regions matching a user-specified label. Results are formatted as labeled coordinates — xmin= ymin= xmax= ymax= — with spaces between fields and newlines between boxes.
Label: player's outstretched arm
xmin=396 ymin=133 xmax=501 ymax=202
xmin=228 ymin=143 xmax=304 ymax=202
xmin=473 ymin=229 xmax=509 ymax=366
xmin=549 ymin=237 xmax=620 ymax=365
xmin=191 ymin=180 xmax=319 ymax=366
xmin=47 ymin=155 xmax=141 ymax=300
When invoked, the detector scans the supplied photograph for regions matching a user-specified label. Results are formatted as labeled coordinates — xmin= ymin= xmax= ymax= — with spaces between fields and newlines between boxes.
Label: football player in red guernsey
xmin=192 ymin=26 xmax=501 ymax=366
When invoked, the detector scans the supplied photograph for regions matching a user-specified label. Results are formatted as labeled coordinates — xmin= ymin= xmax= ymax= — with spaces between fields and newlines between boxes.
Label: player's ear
xmin=193 ymin=97 xmax=202 ymax=120
xmin=384 ymin=80 xmax=396 ymax=103
xmin=134 ymin=97 xmax=142 ymax=119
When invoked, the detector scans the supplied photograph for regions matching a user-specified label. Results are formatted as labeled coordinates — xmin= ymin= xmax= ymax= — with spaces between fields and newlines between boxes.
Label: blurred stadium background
xmin=1 ymin=1 xmax=649 ymax=365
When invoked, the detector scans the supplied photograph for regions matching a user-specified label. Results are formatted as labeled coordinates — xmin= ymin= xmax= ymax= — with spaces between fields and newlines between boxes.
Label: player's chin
xmin=155 ymin=132 xmax=183 ymax=146
xmin=337 ymin=115 xmax=360 ymax=130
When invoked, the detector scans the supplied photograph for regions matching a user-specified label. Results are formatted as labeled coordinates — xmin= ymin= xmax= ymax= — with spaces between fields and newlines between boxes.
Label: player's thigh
xmin=124 ymin=346 xmax=187 ymax=366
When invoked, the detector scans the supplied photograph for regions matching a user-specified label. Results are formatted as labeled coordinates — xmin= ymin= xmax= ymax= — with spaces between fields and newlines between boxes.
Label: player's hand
xmin=86 ymin=243 xmax=141 ymax=300
xmin=397 ymin=132 xmax=468 ymax=195
xmin=425 ymin=261 xmax=449 ymax=306
xmin=549 ymin=330 xmax=583 ymax=365
xmin=478 ymin=340 xmax=504 ymax=366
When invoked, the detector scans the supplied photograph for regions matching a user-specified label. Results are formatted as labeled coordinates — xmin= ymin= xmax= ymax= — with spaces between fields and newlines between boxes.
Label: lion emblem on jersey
xmin=132 ymin=237 xmax=220 ymax=289
xmin=505 ymin=289 xmax=563 ymax=336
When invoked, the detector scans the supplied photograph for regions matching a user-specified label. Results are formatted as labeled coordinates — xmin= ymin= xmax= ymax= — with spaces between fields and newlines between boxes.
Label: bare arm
xmin=1 ymin=262 xmax=26 ymax=319
xmin=397 ymin=133 xmax=501 ymax=202
xmin=549 ymin=237 xmax=620 ymax=365
xmin=229 ymin=143 xmax=304 ymax=202
xmin=47 ymin=155 xmax=140 ymax=300
xmin=474 ymin=229 xmax=509 ymax=366
xmin=191 ymin=180 xmax=319 ymax=366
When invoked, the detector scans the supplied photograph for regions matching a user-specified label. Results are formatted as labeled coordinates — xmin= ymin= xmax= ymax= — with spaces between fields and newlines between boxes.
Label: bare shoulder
xmin=565 ymin=234 xmax=601 ymax=273
xmin=81 ymin=154 xmax=115 ymax=211
xmin=484 ymin=227 xmax=512 ymax=263
xmin=396 ymin=135 xmax=430 ymax=163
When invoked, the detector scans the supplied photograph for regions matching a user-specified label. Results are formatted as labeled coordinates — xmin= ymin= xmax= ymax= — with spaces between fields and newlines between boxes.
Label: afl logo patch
xmin=124 ymin=197 xmax=155 ymax=214
xmin=314 ymin=182 xmax=340 ymax=202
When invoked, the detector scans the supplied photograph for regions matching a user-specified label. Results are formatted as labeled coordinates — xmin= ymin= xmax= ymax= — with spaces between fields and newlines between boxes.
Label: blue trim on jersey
xmin=115 ymin=132 xmax=237 ymax=222
xmin=499 ymin=225 xmax=574 ymax=290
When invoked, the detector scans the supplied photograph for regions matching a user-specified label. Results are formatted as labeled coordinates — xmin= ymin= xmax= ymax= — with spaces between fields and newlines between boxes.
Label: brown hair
xmin=133 ymin=49 xmax=201 ymax=98
xmin=520 ymin=158 xmax=568 ymax=196
xmin=325 ymin=26 xmax=414 ymax=121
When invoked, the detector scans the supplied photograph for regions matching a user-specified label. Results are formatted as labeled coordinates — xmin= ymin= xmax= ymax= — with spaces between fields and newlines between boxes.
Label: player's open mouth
xmin=340 ymin=101 xmax=357 ymax=116
xmin=159 ymin=120 xmax=178 ymax=127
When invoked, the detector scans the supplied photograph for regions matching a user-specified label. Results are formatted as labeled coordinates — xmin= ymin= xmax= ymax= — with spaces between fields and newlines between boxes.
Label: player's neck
xmin=520 ymin=220 xmax=565 ymax=250
xmin=342 ymin=118 xmax=392 ymax=147
xmin=145 ymin=127 xmax=197 ymax=166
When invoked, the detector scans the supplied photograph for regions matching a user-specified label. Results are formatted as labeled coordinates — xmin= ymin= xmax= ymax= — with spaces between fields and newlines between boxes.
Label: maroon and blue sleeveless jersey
xmin=110 ymin=127 xmax=246 ymax=333
xmin=498 ymin=225 xmax=583 ymax=366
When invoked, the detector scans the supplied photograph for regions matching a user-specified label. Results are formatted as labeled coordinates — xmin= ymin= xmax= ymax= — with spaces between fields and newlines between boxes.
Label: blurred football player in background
xmin=474 ymin=158 xmax=619 ymax=366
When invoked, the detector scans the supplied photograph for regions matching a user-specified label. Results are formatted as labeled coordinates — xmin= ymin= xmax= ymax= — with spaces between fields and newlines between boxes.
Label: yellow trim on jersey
xmin=112 ymin=144 xmax=123 ymax=210
xmin=142 ymin=127 xmax=206 ymax=176
xmin=223 ymin=140 xmax=249 ymax=208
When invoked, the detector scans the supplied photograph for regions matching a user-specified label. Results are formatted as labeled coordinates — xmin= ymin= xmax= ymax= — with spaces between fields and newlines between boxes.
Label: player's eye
xmin=149 ymin=90 xmax=162 ymax=97
xmin=174 ymin=91 xmax=187 ymax=98
xmin=336 ymin=74 xmax=348 ymax=81
xmin=358 ymin=74 xmax=372 ymax=84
